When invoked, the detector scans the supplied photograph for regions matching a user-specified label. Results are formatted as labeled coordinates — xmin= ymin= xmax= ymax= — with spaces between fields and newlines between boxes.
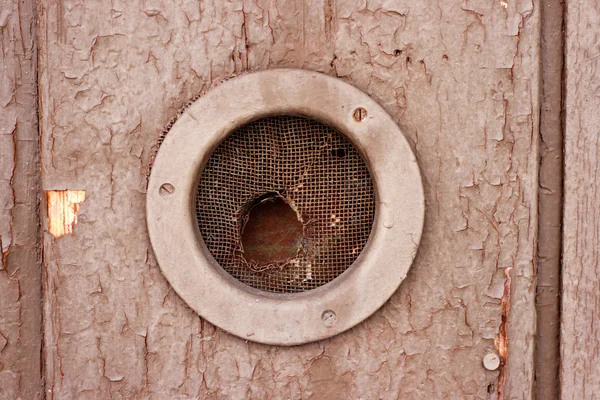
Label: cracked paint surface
xmin=561 ymin=0 xmax=600 ymax=398
xmin=0 ymin=0 xmax=43 ymax=399
xmin=37 ymin=0 xmax=539 ymax=398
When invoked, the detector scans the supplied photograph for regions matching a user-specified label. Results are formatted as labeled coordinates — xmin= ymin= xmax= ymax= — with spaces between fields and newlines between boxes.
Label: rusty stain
xmin=1 ymin=242 xmax=11 ymax=272
xmin=46 ymin=190 xmax=86 ymax=238
xmin=494 ymin=266 xmax=513 ymax=400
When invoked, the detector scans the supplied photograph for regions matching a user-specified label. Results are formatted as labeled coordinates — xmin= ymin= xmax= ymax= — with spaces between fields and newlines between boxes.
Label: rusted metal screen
xmin=196 ymin=116 xmax=375 ymax=293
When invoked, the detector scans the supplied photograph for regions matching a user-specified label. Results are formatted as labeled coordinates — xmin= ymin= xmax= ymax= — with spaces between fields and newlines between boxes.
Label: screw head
xmin=159 ymin=183 xmax=175 ymax=196
xmin=483 ymin=353 xmax=501 ymax=371
xmin=353 ymin=107 xmax=367 ymax=122
xmin=321 ymin=310 xmax=337 ymax=327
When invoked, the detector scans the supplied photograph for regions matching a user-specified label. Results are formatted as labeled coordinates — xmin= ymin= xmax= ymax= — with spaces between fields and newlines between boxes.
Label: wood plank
xmin=37 ymin=0 xmax=540 ymax=398
xmin=0 ymin=0 xmax=43 ymax=398
xmin=561 ymin=0 xmax=600 ymax=398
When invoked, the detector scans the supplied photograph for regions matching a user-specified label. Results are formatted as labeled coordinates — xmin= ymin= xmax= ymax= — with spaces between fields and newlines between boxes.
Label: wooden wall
xmin=561 ymin=0 xmax=600 ymax=398
xmin=35 ymin=0 xmax=540 ymax=398
xmin=0 ymin=0 xmax=43 ymax=398
xmin=0 ymin=0 xmax=559 ymax=398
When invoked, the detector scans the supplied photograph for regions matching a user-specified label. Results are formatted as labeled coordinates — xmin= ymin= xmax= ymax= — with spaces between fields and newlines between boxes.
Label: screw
xmin=159 ymin=183 xmax=175 ymax=196
xmin=321 ymin=310 xmax=337 ymax=327
xmin=483 ymin=353 xmax=501 ymax=371
xmin=353 ymin=107 xmax=367 ymax=122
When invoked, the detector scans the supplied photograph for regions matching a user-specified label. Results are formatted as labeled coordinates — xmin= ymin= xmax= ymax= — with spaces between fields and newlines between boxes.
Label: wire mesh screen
xmin=196 ymin=116 xmax=375 ymax=293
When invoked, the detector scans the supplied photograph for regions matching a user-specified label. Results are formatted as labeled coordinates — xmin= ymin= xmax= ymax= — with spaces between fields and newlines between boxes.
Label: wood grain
xmin=561 ymin=0 xmax=600 ymax=398
xmin=0 ymin=0 xmax=43 ymax=398
xmin=37 ymin=0 xmax=540 ymax=398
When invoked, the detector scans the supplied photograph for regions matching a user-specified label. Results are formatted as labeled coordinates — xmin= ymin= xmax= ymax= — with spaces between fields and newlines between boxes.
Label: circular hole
xmin=353 ymin=107 xmax=367 ymax=122
xmin=159 ymin=183 xmax=175 ymax=196
xmin=321 ymin=310 xmax=337 ymax=327
xmin=241 ymin=195 xmax=303 ymax=264
xmin=394 ymin=49 xmax=402 ymax=57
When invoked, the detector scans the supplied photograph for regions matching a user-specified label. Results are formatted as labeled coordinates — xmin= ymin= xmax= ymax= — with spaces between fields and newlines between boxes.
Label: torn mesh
xmin=196 ymin=116 xmax=375 ymax=293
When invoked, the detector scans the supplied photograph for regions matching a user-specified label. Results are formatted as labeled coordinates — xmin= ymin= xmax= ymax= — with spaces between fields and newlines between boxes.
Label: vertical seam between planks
xmin=535 ymin=0 xmax=565 ymax=398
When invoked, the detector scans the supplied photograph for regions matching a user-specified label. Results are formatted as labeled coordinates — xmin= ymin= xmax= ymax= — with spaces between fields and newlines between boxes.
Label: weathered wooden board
xmin=561 ymin=0 xmax=600 ymax=398
xmin=0 ymin=0 xmax=43 ymax=398
xmin=37 ymin=0 xmax=540 ymax=398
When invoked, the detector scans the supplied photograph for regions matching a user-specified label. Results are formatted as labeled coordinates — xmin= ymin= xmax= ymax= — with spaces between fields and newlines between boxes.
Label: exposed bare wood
xmin=46 ymin=190 xmax=86 ymax=238
xmin=0 ymin=0 xmax=43 ymax=398
xmin=561 ymin=0 xmax=600 ymax=398
xmin=37 ymin=0 xmax=540 ymax=398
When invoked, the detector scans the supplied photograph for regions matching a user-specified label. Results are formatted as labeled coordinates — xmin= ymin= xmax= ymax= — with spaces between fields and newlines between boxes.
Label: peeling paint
xmin=561 ymin=0 xmax=600 ymax=397
xmin=0 ymin=0 xmax=44 ymax=397
xmin=46 ymin=191 xmax=86 ymax=238
xmin=36 ymin=0 xmax=539 ymax=397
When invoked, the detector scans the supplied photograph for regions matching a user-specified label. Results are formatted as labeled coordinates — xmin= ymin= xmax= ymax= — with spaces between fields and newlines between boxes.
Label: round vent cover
xmin=147 ymin=69 xmax=424 ymax=345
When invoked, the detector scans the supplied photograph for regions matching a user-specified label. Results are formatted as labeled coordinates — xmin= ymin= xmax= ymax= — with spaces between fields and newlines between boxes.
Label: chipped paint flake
xmin=46 ymin=190 xmax=86 ymax=238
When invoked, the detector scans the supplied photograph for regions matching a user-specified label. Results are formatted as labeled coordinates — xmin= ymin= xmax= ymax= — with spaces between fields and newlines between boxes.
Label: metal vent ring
xmin=147 ymin=69 xmax=424 ymax=345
